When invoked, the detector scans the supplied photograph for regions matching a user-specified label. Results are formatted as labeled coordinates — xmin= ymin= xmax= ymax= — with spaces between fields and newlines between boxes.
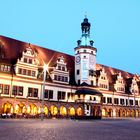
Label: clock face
xmin=76 ymin=56 xmax=81 ymax=64
xmin=90 ymin=56 xmax=95 ymax=63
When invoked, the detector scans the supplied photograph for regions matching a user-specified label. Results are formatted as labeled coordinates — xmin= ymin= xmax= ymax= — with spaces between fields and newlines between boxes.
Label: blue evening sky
xmin=0 ymin=0 xmax=140 ymax=74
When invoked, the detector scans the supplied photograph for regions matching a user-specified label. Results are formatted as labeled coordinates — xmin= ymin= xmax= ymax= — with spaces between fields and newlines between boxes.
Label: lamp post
xmin=41 ymin=64 xmax=48 ymax=121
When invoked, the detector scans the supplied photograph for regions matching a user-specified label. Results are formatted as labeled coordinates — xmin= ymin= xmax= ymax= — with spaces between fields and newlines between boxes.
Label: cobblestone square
xmin=0 ymin=118 xmax=140 ymax=140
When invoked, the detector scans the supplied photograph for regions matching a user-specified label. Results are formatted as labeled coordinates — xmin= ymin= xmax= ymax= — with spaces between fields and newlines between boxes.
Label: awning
xmin=75 ymin=88 xmax=103 ymax=96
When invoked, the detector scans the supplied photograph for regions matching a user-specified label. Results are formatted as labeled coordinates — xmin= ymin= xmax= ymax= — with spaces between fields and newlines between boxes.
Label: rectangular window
xmin=58 ymin=76 xmax=61 ymax=81
xmin=62 ymin=76 xmax=64 ymax=81
xmin=18 ymin=86 xmax=23 ymax=96
xmin=0 ymin=84 xmax=3 ymax=94
xmin=28 ymin=88 xmax=33 ymax=97
xmin=44 ymin=90 xmax=53 ymax=99
xmin=24 ymin=58 xmax=27 ymax=63
xmin=126 ymin=99 xmax=128 ymax=105
xmin=114 ymin=98 xmax=119 ymax=104
xmin=34 ymin=88 xmax=38 ymax=97
xmin=3 ymin=85 xmax=10 ymax=95
xmin=58 ymin=66 xmax=61 ymax=70
xmin=91 ymin=80 xmax=93 ymax=86
xmin=135 ymin=100 xmax=138 ymax=106
xmin=32 ymin=71 xmax=36 ymax=77
xmin=67 ymin=92 xmax=70 ymax=100
xmin=62 ymin=67 xmax=65 ymax=71
xmin=120 ymin=99 xmax=124 ymax=105
xmin=77 ymin=69 xmax=80 ymax=75
xmin=57 ymin=91 xmax=66 ymax=100
xmin=64 ymin=77 xmax=68 ymax=82
xmin=27 ymin=70 xmax=31 ymax=76
xmin=12 ymin=86 xmax=18 ymax=96
xmin=23 ymin=69 xmax=26 ymax=75
xmin=130 ymin=100 xmax=133 ymax=105
xmin=29 ymin=59 xmax=32 ymax=64
xmin=103 ymin=97 xmax=106 ymax=103
xmin=107 ymin=97 xmax=112 ymax=104
xmin=18 ymin=68 xmax=22 ymax=74
xmin=49 ymin=90 xmax=53 ymax=99
xmin=78 ymin=80 xmax=80 ymax=85
xmin=54 ymin=75 xmax=57 ymax=80
xmin=12 ymin=86 xmax=23 ymax=96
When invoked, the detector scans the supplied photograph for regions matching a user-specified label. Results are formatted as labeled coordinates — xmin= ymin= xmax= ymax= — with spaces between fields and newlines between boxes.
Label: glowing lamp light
xmin=43 ymin=64 xmax=48 ymax=72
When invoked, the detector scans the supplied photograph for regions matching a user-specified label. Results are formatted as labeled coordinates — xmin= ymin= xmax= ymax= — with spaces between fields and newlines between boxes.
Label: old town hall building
xmin=0 ymin=17 xmax=140 ymax=118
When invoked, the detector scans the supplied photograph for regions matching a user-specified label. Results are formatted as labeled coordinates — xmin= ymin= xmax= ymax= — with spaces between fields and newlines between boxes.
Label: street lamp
xmin=41 ymin=64 xmax=48 ymax=121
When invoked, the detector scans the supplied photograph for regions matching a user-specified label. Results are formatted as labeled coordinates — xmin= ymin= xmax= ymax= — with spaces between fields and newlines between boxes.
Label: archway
xmin=60 ymin=106 xmax=67 ymax=116
xmin=44 ymin=106 xmax=48 ymax=115
xmin=102 ymin=108 xmax=107 ymax=117
xmin=69 ymin=107 xmax=75 ymax=116
xmin=131 ymin=110 xmax=135 ymax=117
xmin=127 ymin=110 xmax=131 ymax=117
xmin=77 ymin=107 xmax=83 ymax=116
xmin=50 ymin=105 xmax=58 ymax=116
xmin=108 ymin=108 xmax=113 ymax=117
xmin=3 ymin=102 xmax=13 ymax=114
xmin=119 ymin=109 xmax=123 ymax=117
xmin=136 ymin=110 xmax=139 ymax=117
xmin=30 ymin=104 xmax=38 ymax=115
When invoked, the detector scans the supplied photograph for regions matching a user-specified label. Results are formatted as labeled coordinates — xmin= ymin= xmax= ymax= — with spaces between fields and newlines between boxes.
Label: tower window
xmin=77 ymin=69 xmax=80 ymax=75
xmin=83 ymin=56 xmax=86 ymax=59
xmin=84 ymin=50 xmax=86 ymax=52
xmin=78 ymin=80 xmax=80 ymax=85
xmin=91 ymin=80 xmax=93 ymax=86
xmin=91 ymin=51 xmax=93 ymax=54
xmin=77 ymin=50 xmax=79 ymax=54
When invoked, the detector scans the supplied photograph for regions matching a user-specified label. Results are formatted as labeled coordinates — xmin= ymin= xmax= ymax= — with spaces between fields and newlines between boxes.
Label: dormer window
xmin=58 ymin=66 xmax=61 ymax=70
xmin=62 ymin=67 xmax=65 ymax=71
xmin=29 ymin=59 xmax=32 ymax=64
xmin=24 ymin=58 xmax=27 ymax=63
xmin=114 ymin=72 xmax=125 ymax=93
xmin=50 ymin=56 xmax=69 ymax=84
xmin=98 ymin=68 xmax=109 ymax=90
xmin=130 ymin=77 xmax=139 ymax=95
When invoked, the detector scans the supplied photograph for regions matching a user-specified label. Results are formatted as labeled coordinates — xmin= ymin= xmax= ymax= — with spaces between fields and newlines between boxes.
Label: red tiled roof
xmin=0 ymin=35 xmax=136 ymax=88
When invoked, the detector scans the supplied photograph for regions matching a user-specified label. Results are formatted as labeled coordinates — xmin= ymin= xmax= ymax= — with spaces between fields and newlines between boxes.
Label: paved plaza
xmin=0 ymin=118 xmax=140 ymax=140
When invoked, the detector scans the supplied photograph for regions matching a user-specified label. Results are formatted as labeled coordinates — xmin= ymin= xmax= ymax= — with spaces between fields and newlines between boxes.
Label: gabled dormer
xmin=50 ymin=56 xmax=69 ymax=84
xmin=130 ymin=76 xmax=139 ymax=95
xmin=114 ymin=72 xmax=125 ymax=93
xmin=15 ymin=45 xmax=39 ymax=78
xmin=97 ymin=68 xmax=109 ymax=90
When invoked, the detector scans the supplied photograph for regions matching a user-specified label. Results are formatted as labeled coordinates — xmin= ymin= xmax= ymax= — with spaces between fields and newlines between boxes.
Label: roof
xmin=75 ymin=88 xmax=103 ymax=96
xmin=0 ymin=35 xmax=137 ymax=89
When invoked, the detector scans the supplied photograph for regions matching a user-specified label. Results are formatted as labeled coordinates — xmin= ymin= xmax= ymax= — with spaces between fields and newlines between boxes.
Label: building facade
xmin=0 ymin=17 xmax=140 ymax=118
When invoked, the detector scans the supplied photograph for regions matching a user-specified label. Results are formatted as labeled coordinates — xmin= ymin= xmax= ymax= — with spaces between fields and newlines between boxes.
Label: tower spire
xmin=77 ymin=16 xmax=94 ymax=46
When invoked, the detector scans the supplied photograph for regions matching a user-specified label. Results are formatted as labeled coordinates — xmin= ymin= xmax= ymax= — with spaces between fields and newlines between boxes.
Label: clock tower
xmin=75 ymin=16 xmax=97 ymax=86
